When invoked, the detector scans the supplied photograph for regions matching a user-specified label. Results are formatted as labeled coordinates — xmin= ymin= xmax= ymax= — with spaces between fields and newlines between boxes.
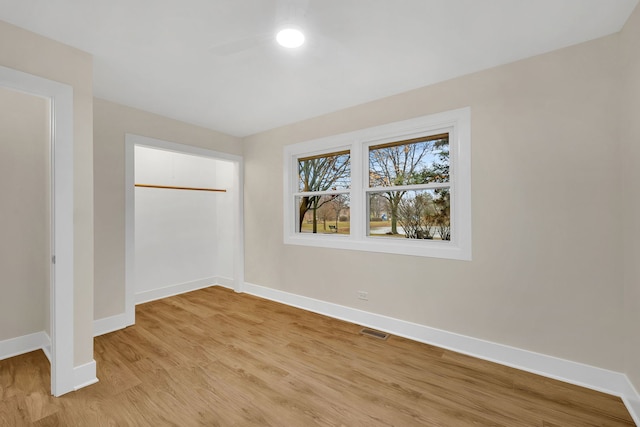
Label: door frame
xmin=124 ymin=134 xmax=244 ymax=324
xmin=0 ymin=66 xmax=75 ymax=396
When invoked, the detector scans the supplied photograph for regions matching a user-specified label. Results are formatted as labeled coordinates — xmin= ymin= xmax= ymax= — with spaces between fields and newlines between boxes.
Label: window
xmin=283 ymin=107 xmax=471 ymax=260
xmin=368 ymin=134 xmax=450 ymax=240
xmin=297 ymin=150 xmax=351 ymax=234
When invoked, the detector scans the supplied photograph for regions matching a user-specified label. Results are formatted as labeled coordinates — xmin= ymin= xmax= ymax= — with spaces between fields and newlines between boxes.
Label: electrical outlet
xmin=357 ymin=291 xmax=369 ymax=300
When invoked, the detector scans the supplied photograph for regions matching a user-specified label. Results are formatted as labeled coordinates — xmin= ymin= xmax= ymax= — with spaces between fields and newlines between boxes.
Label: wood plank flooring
xmin=0 ymin=286 xmax=635 ymax=426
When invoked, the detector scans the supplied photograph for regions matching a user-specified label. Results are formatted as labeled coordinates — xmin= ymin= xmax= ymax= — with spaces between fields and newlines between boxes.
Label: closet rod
xmin=135 ymin=184 xmax=227 ymax=192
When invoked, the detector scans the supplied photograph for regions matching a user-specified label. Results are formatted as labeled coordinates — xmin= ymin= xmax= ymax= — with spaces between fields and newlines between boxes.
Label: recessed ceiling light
xmin=276 ymin=28 xmax=305 ymax=49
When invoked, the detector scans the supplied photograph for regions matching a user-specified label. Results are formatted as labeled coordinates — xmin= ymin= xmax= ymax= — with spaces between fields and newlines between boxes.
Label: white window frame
xmin=283 ymin=107 xmax=471 ymax=260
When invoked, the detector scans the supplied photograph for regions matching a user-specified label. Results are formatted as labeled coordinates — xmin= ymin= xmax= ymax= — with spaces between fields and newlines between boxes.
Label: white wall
xmin=216 ymin=160 xmax=237 ymax=282
xmin=134 ymin=145 xmax=236 ymax=301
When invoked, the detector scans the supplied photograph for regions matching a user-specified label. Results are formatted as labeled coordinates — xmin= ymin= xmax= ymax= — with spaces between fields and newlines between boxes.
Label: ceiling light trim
xmin=276 ymin=27 xmax=305 ymax=48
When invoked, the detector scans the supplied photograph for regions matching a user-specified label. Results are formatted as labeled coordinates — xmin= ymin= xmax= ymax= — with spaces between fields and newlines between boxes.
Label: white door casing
xmin=0 ymin=65 xmax=75 ymax=396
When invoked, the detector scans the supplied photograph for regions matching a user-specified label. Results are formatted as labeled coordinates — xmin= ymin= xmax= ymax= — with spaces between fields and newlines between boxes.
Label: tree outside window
xmin=297 ymin=151 xmax=350 ymax=234
xmin=368 ymin=134 xmax=450 ymax=240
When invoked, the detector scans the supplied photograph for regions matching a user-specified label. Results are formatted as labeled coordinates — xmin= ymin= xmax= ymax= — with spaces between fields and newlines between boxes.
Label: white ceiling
xmin=0 ymin=0 xmax=637 ymax=137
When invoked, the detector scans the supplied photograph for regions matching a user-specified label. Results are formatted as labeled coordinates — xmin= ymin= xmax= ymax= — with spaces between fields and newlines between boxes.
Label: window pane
xmin=297 ymin=194 xmax=350 ymax=234
xmin=298 ymin=151 xmax=350 ymax=192
xmin=369 ymin=135 xmax=449 ymax=187
xmin=368 ymin=189 xmax=450 ymax=240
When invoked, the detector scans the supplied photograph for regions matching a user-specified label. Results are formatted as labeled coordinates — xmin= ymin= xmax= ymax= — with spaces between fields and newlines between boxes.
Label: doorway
xmin=0 ymin=65 xmax=75 ymax=396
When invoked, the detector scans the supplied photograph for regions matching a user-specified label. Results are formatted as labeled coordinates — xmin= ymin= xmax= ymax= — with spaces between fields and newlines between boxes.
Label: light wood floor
xmin=0 ymin=286 xmax=635 ymax=426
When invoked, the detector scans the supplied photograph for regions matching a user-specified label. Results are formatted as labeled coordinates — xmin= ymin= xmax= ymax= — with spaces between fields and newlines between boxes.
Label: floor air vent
xmin=360 ymin=328 xmax=390 ymax=340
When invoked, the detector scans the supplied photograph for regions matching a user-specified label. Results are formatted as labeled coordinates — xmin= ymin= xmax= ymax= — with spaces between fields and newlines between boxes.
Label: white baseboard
xmin=0 ymin=331 xmax=97 ymax=392
xmin=94 ymin=311 xmax=134 ymax=337
xmin=42 ymin=332 xmax=52 ymax=363
xmin=73 ymin=359 xmax=98 ymax=391
xmin=0 ymin=331 xmax=50 ymax=361
xmin=242 ymin=281 xmax=640 ymax=423
xmin=215 ymin=276 xmax=236 ymax=290
xmin=94 ymin=278 xmax=231 ymax=338
xmin=135 ymin=277 xmax=217 ymax=305
xmin=623 ymin=377 xmax=640 ymax=426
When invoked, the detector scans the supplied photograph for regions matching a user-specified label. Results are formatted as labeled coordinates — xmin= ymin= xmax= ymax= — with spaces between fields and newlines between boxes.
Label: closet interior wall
xmin=134 ymin=146 xmax=236 ymax=303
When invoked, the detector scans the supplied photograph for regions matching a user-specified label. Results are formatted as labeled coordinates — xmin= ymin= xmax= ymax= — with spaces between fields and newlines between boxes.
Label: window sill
xmin=284 ymin=233 xmax=471 ymax=260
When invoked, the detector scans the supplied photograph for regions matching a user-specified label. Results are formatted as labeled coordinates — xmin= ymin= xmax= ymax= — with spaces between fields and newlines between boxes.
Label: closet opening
xmin=124 ymin=134 xmax=244 ymax=323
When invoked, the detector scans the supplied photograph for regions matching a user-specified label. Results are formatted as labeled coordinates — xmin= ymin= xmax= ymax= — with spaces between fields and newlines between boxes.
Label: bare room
xmin=1 ymin=0 xmax=639 ymax=425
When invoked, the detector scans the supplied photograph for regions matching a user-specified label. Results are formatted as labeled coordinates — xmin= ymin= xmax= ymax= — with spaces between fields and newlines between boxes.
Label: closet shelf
xmin=135 ymin=184 xmax=226 ymax=192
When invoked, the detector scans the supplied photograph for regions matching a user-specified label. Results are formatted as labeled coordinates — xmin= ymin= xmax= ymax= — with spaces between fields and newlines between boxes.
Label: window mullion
xmin=289 ymin=149 xmax=298 ymax=236
xmin=295 ymin=189 xmax=350 ymax=197
xmin=349 ymin=140 xmax=362 ymax=240
xmin=366 ymin=182 xmax=451 ymax=193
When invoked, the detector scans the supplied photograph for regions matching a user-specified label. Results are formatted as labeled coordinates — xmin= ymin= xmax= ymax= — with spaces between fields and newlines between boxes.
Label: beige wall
xmin=0 ymin=87 xmax=49 ymax=341
xmin=244 ymin=34 xmax=625 ymax=371
xmin=620 ymin=4 xmax=640 ymax=391
xmin=93 ymin=98 xmax=242 ymax=320
xmin=0 ymin=20 xmax=94 ymax=365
